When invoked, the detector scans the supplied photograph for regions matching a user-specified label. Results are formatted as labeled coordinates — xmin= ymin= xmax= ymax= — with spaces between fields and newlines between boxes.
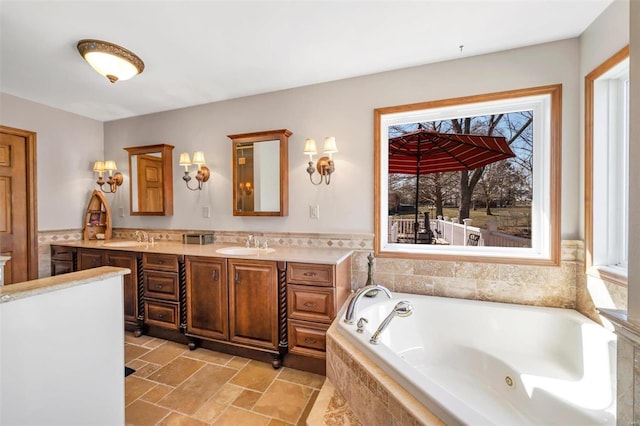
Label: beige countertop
xmin=51 ymin=240 xmax=354 ymax=265
xmin=0 ymin=266 xmax=130 ymax=303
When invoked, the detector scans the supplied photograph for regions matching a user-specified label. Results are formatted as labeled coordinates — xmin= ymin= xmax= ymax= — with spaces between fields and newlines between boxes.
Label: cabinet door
xmin=228 ymin=259 xmax=278 ymax=350
xmin=186 ymin=257 xmax=228 ymax=340
xmin=51 ymin=260 xmax=74 ymax=275
xmin=106 ymin=251 xmax=139 ymax=326
xmin=77 ymin=249 xmax=105 ymax=270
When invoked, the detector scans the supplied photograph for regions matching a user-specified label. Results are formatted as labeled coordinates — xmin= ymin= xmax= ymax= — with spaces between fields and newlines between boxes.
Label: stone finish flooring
xmin=124 ymin=333 xmax=324 ymax=425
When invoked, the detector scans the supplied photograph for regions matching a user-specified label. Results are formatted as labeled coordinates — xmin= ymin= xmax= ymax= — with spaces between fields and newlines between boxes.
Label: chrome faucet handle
xmin=356 ymin=317 xmax=368 ymax=333
xmin=246 ymin=235 xmax=254 ymax=248
xmin=262 ymin=240 xmax=269 ymax=250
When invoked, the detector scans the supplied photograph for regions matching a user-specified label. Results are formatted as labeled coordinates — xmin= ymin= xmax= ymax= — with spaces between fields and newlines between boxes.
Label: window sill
xmin=587 ymin=265 xmax=628 ymax=287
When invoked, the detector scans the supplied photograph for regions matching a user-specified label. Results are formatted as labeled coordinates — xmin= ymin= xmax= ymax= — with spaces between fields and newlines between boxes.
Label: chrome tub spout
xmin=343 ymin=284 xmax=392 ymax=324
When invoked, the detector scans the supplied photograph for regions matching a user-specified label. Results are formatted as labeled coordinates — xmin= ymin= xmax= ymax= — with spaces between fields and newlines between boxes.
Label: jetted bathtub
xmin=336 ymin=293 xmax=616 ymax=425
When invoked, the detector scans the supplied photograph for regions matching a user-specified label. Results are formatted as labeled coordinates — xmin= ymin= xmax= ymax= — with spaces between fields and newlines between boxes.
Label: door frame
xmin=1 ymin=125 xmax=38 ymax=280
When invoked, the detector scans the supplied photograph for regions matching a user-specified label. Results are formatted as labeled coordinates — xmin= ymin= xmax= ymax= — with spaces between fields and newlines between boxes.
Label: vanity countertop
xmin=51 ymin=240 xmax=354 ymax=265
xmin=1 ymin=266 xmax=130 ymax=303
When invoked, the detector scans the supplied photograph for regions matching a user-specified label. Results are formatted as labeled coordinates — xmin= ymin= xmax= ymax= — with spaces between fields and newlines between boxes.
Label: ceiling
xmin=0 ymin=0 xmax=613 ymax=122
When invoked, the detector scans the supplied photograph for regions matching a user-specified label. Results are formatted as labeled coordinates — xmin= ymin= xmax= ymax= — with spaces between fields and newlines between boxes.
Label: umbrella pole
xmin=414 ymin=166 xmax=420 ymax=244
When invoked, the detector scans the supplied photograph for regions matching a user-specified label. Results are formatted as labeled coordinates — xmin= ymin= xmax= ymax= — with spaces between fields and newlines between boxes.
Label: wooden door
xmin=0 ymin=126 xmax=37 ymax=284
xmin=228 ymin=259 xmax=278 ymax=350
xmin=186 ymin=256 xmax=228 ymax=340
xmin=137 ymin=154 xmax=163 ymax=212
xmin=77 ymin=248 xmax=105 ymax=270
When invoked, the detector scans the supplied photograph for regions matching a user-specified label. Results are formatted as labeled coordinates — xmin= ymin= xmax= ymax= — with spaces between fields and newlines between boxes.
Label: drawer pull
xmin=158 ymin=260 xmax=164 ymax=264
xmin=304 ymin=338 xmax=317 ymax=344
xmin=155 ymin=284 xmax=163 ymax=289
xmin=235 ymin=272 xmax=240 ymax=284
xmin=303 ymin=302 xmax=317 ymax=308
xmin=303 ymin=272 xmax=317 ymax=277
xmin=155 ymin=313 xmax=165 ymax=319
xmin=211 ymin=270 xmax=218 ymax=281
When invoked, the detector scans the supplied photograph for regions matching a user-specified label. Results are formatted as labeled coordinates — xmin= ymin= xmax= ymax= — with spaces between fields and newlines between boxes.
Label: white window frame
xmin=590 ymin=58 xmax=629 ymax=280
xmin=374 ymin=85 xmax=562 ymax=265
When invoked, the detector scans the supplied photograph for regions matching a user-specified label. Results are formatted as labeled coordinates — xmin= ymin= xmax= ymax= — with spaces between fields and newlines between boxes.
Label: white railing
xmin=389 ymin=217 xmax=530 ymax=247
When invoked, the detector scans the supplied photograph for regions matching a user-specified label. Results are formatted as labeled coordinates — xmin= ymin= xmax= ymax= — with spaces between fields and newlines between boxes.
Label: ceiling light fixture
xmin=77 ymin=39 xmax=145 ymax=83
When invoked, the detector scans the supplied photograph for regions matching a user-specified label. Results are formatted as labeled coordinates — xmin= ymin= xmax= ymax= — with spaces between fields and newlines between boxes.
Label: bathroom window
xmin=586 ymin=48 xmax=629 ymax=285
xmin=374 ymin=85 xmax=561 ymax=265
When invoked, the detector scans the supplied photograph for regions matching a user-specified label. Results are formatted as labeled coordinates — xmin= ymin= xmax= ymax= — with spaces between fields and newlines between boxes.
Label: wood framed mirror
xmin=228 ymin=129 xmax=290 ymax=216
xmin=124 ymin=144 xmax=174 ymax=216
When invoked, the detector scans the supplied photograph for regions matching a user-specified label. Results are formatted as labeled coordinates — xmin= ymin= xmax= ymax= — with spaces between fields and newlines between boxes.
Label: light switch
xmin=309 ymin=205 xmax=319 ymax=219
xmin=202 ymin=206 xmax=211 ymax=218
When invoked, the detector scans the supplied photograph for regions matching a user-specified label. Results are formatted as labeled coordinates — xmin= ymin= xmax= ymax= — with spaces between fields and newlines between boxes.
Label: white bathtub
xmin=336 ymin=293 xmax=616 ymax=425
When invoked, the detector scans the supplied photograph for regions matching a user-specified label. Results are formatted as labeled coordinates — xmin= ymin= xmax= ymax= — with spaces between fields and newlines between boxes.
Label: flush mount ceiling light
xmin=77 ymin=39 xmax=145 ymax=83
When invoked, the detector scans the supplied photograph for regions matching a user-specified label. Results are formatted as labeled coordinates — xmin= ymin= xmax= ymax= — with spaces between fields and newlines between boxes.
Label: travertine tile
xmin=297 ymin=389 xmax=319 ymax=426
xmin=193 ymin=398 xmax=227 ymax=423
xmin=141 ymin=383 xmax=173 ymax=403
xmin=232 ymin=389 xmax=262 ymax=410
xmin=253 ymin=379 xmax=313 ymax=423
xmin=158 ymin=364 xmax=237 ymax=415
xmin=212 ymin=406 xmax=271 ymax=426
xmin=125 ymin=400 xmax=171 ymax=426
xmin=158 ymin=411 xmax=208 ymax=426
xmin=133 ymin=362 xmax=162 ymax=378
xmin=278 ymin=367 xmax=325 ymax=389
xmin=125 ymin=376 xmax=157 ymax=406
xmin=209 ymin=383 xmax=244 ymax=405
xmin=230 ymin=359 xmax=279 ymax=392
xmin=146 ymin=356 xmax=205 ymax=387
xmin=125 ymin=343 xmax=150 ymax=363
xmin=140 ymin=341 xmax=187 ymax=365
xmin=183 ymin=348 xmax=235 ymax=365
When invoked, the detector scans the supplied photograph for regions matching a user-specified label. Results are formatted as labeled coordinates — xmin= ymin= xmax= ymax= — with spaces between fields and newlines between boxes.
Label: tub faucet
xmin=370 ymin=301 xmax=413 ymax=345
xmin=343 ymin=284 xmax=392 ymax=324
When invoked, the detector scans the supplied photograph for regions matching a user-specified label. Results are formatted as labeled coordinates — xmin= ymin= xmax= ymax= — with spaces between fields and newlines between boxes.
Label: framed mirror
xmin=228 ymin=129 xmax=291 ymax=216
xmin=124 ymin=144 xmax=174 ymax=216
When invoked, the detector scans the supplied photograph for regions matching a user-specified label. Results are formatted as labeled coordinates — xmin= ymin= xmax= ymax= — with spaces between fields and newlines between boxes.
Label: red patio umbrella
xmin=388 ymin=129 xmax=515 ymax=243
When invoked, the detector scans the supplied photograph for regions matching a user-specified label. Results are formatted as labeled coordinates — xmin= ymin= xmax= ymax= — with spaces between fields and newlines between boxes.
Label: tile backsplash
xmin=39 ymin=229 xmax=621 ymax=321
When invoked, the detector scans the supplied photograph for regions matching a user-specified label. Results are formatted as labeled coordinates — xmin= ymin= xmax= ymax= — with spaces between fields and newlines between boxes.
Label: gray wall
xmin=104 ymin=38 xmax=582 ymax=238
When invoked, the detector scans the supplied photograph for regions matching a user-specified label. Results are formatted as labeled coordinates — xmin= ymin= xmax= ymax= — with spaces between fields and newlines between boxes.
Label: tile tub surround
xmin=325 ymin=321 xmax=445 ymax=426
xmin=599 ymin=309 xmax=640 ymax=425
xmin=39 ymin=230 xmax=613 ymax=320
xmin=124 ymin=332 xmax=324 ymax=425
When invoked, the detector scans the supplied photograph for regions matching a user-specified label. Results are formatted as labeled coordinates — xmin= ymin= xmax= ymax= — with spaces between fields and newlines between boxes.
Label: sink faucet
xmin=369 ymin=301 xmax=413 ymax=344
xmin=343 ymin=283 xmax=392 ymax=324
xmin=246 ymin=235 xmax=254 ymax=248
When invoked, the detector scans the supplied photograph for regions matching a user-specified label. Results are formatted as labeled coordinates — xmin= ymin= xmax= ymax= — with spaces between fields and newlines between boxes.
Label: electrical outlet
xmin=202 ymin=206 xmax=211 ymax=218
xmin=118 ymin=207 xmax=125 ymax=217
xmin=309 ymin=204 xmax=320 ymax=219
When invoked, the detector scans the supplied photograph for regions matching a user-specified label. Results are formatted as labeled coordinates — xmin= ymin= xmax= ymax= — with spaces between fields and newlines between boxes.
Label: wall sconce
xmin=93 ymin=160 xmax=123 ymax=193
xmin=304 ymin=137 xmax=337 ymax=185
xmin=77 ymin=39 xmax=145 ymax=83
xmin=179 ymin=151 xmax=210 ymax=191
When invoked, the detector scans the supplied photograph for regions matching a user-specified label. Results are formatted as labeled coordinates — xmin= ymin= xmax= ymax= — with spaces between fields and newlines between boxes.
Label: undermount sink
xmin=216 ymin=246 xmax=276 ymax=255
xmin=103 ymin=241 xmax=140 ymax=248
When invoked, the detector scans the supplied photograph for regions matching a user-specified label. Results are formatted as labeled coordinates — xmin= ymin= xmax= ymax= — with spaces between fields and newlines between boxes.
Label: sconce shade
xmin=192 ymin=151 xmax=206 ymax=165
xmin=77 ymin=39 xmax=145 ymax=83
xmin=93 ymin=161 xmax=105 ymax=172
xmin=103 ymin=160 xmax=118 ymax=172
xmin=303 ymin=139 xmax=318 ymax=156
xmin=323 ymin=137 xmax=338 ymax=154
xmin=179 ymin=152 xmax=192 ymax=166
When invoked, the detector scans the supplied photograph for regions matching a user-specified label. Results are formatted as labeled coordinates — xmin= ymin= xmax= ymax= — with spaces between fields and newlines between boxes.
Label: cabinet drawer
xmin=287 ymin=263 xmax=334 ymax=287
xmin=145 ymin=301 xmax=179 ymax=330
xmin=288 ymin=320 xmax=328 ymax=359
xmin=288 ymin=285 xmax=335 ymax=323
xmin=144 ymin=271 xmax=179 ymax=301
xmin=51 ymin=245 xmax=75 ymax=261
xmin=51 ymin=260 xmax=74 ymax=275
xmin=143 ymin=253 xmax=179 ymax=272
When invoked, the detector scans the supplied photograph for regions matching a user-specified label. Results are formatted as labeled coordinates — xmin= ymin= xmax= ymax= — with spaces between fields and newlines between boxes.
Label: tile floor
xmin=124 ymin=332 xmax=325 ymax=425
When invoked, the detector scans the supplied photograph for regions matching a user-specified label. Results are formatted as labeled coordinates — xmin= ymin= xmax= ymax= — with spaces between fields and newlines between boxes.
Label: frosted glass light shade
xmin=77 ymin=39 xmax=145 ymax=83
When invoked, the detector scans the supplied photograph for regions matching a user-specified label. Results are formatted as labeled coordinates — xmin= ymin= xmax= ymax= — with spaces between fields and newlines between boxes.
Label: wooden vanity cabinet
xmin=142 ymin=252 xmax=184 ymax=332
xmin=286 ymin=260 xmax=351 ymax=374
xmin=75 ymin=247 xmax=143 ymax=335
xmin=185 ymin=256 xmax=287 ymax=367
xmin=50 ymin=245 xmax=76 ymax=275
